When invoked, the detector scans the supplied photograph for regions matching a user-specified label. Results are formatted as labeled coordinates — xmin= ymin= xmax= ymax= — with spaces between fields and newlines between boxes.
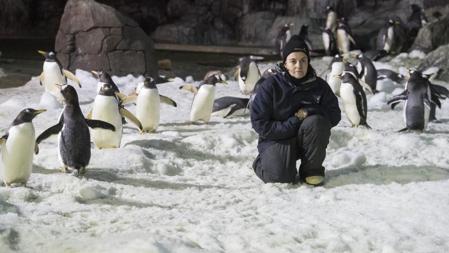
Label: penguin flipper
xmin=119 ymin=108 xmax=143 ymax=132
xmin=179 ymin=84 xmax=198 ymax=94
xmin=160 ymin=95 xmax=177 ymax=107
xmin=85 ymin=119 xmax=115 ymax=131
xmin=39 ymin=73 xmax=44 ymax=86
xmin=224 ymin=105 xmax=240 ymax=118
xmin=63 ymin=69 xmax=81 ymax=88
xmin=36 ymin=120 xmax=63 ymax=148
xmin=86 ymin=109 xmax=93 ymax=120
xmin=0 ymin=134 xmax=8 ymax=146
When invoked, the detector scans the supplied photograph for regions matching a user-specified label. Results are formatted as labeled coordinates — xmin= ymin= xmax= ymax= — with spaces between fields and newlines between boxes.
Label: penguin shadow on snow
xmin=124 ymin=139 xmax=246 ymax=163
xmin=74 ymin=191 xmax=177 ymax=209
xmin=84 ymin=168 xmax=233 ymax=191
xmin=324 ymin=165 xmax=449 ymax=188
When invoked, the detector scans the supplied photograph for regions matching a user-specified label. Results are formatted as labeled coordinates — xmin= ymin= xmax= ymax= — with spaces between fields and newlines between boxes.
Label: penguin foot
xmin=60 ymin=166 xmax=70 ymax=173
xmin=79 ymin=167 xmax=86 ymax=175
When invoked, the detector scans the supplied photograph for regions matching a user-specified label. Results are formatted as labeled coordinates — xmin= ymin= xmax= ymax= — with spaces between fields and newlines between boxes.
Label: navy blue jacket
xmin=251 ymin=70 xmax=341 ymax=153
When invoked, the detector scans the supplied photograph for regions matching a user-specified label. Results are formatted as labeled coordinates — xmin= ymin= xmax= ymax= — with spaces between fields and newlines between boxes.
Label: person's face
xmin=284 ymin=51 xmax=309 ymax=79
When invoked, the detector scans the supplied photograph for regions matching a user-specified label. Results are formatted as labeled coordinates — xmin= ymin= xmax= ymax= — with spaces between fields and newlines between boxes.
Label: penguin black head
xmin=92 ymin=71 xmax=119 ymax=93
xmin=344 ymin=63 xmax=359 ymax=76
xmin=411 ymin=4 xmax=421 ymax=13
xmin=202 ymin=71 xmax=227 ymax=86
xmin=61 ymin=85 xmax=79 ymax=106
xmin=38 ymin=50 xmax=58 ymax=62
xmin=143 ymin=76 xmax=157 ymax=89
xmin=99 ymin=82 xmax=117 ymax=96
xmin=239 ymin=56 xmax=253 ymax=81
xmin=12 ymin=108 xmax=46 ymax=126
xmin=326 ymin=5 xmax=334 ymax=14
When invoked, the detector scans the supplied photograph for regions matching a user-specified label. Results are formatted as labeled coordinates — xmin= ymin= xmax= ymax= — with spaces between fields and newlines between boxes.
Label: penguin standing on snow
xmin=322 ymin=28 xmax=337 ymax=56
xmin=325 ymin=6 xmax=338 ymax=34
xmin=38 ymin=50 xmax=81 ymax=105
xmin=298 ymin=24 xmax=312 ymax=50
xmin=237 ymin=56 xmax=262 ymax=95
xmin=135 ymin=76 xmax=177 ymax=132
xmin=36 ymin=85 xmax=115 ymax=175
xmin=339 ymin=64 xmax=369 ymax=128
xmin=179 ymin=71 xmax=227 ymax=123
xmin=356 ymin=53 xmax=377 ymax=93
xmin=387 ymin=70 xmax=433 ymax=131
xmin=336 ymin=19 xmax=356 ymax=56
xmin=327 ymin=54 xmax=345 ymax=96
xmin=91 ymin=81 xmax=143 ymax=149
xmin=0 ymin=108 xmax=46 ymax=186
xmin=376 ymin=17 xmax=407 ymax=59
xmin=275 ymin=24 xmax=292 ymax=59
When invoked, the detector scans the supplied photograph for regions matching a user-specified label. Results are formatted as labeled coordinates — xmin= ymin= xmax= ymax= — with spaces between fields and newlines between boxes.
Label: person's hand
xmin=295 ymin=108 xmax=308 ymax=120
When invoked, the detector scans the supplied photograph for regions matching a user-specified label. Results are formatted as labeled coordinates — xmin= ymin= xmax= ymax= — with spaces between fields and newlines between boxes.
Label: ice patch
xmin=78 ymin=185 xmax=115 ymax=201
xmin=408 ymin=50 xmax=426 ymax=59
xmin=328 ymin=150 xmax=366 ymax=170
xmin=368 ymin=92 xmax=389 ymax=110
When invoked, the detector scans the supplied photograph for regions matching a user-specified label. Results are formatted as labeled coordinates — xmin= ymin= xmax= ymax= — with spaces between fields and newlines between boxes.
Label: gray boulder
xmin=419 ymin=44 xmax=449 ymax=81
xmin=55 ymin=0 xmax=157 ymax=76
xmin=411 ymin=16 xmax=449 ymax=53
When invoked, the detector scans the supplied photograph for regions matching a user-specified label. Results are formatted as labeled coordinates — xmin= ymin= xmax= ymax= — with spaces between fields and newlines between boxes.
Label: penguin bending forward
xmin=179 ymin=71 xmax=228 ymax=123
xmin=0 ymin=108 xmax=46 ymax=186
xmin=36 ymin=85 xmax=115 ymax=175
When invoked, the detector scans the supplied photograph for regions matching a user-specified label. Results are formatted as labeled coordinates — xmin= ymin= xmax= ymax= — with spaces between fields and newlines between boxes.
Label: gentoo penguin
xmin=336 ymin=20 xmax=356 ymax=56
xmin=327 ymin=54 xmax=345 ymax=96
xmin=376 ymin=17 xmax=407 ymax=57
xmin=377 ymin=69 xmax=406 ymax=85
xmin=36 ymin=85 xmax=115 ymax=175
xmin=0 ymin=108 xmax=46 ymax=186
xmin=325 ymin=6 xmax=338 ymax=33
xmin=91 ymin=82 xmax=143 ymax=148
xmin=322 ymin=28 xmax=337 ymax=56
xmin=387 ymin=70 xmax=433 ymax=131
xmin=356 ymin=53 xmax=377 ymax=93
xmin=179 ymin=71 xmax=227 ymax=123
xmin=276 ymin=24 xmax=293 ymax=59
xmin=38 ymin=50 xmax=81 ymax=104
xmin=212 ymin=97 xmax=250 ymax=118
xmin=408 ymin=4 xmax=428 ymax=38
xmin=248 ymin=66 xmax=281 ymax=110
xmin=298 ymin=24 xmax=312 ymax=50
xmin=339 ymin=64 xmax=369 ymax=127
xmin=237 ymin=56 xmax=261 ymax=95
xmin=135 ymin=76 xmax=177 ymax=132
xmin=91 ymin=71 xmax=135 ymax=105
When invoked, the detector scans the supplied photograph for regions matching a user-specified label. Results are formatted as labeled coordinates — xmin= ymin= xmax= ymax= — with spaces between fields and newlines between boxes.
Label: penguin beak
xmin=37 ymin=50 xmax=47 ymax=57
xmin=34 ymin=109 xmax=47 ymax=115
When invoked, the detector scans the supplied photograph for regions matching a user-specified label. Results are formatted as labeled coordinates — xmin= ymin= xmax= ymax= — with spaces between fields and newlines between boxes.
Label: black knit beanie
xmin=282 ymin=35 xmax=310 ymax=63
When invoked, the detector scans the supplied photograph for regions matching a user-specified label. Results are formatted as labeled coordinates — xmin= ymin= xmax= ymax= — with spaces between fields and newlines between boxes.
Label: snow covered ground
xmin=0 ymin=54 xmax=449 ymax=253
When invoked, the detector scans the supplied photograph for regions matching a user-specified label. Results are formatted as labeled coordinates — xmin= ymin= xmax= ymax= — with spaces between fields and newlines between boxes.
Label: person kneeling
xmin=251 ymin=35 xmax=341 ymax=186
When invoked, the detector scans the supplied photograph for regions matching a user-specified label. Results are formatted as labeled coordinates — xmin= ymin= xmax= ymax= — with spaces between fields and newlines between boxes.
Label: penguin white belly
xmin=190 ymin=85 xmax=215 ymax=122
xmin=136 ymin=88 xmax=160 ymax=132
xmin=43 ymin=63 xmax=66 ymax=101
xmin=340 ymin=83 xmax=361 ymax=126
xmin=384 ymin=27 xmax=394 ymax=52
xmin=91 ymin=96 xmax=122 ymax=148
xmin=322 ymin=32 xmax=330 ymax=52
xmin=1 ymin=124 xmax=35 ymax=184
xmin=327 ymin=75 xmax=342 ymax=97
xmin=239 ymin=63 xmax=260 ymax=95
xmin=336 ymin=30 xmax=350 ymax=55
xmin=326 ymin=13 xmax=337 ymax=31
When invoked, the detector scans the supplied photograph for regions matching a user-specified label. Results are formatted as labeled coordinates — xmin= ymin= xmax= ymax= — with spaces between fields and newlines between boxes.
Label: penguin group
xmin=1 ymin=3 xmax=448 ymax=187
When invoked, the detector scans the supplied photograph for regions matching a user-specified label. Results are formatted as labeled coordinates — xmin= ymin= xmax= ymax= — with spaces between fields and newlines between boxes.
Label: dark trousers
xmin=252 ymin=115 xmax=331 ymax=183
